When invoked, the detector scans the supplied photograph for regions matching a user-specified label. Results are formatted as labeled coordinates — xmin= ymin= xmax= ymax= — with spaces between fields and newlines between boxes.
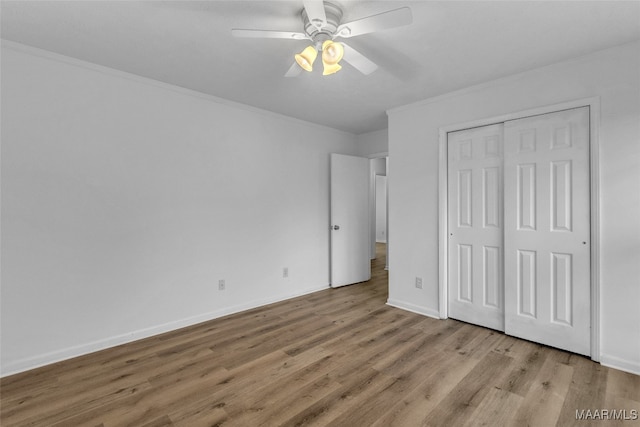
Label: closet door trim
xmin=437 ymin=97 xmax=600 ymax=361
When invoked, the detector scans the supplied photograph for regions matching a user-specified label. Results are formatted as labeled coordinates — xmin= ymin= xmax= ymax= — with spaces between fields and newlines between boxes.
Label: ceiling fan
xmin=231 ymin=0 xmax=413 ymax=77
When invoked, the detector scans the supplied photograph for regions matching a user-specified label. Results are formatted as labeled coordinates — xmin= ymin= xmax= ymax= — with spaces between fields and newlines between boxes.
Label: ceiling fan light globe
xmin=295 ymin=45 xmax=318 ymax=72
xmin=322 ymin=61 xmax=342 ymax=76
xmin=295 ymin=55 xmax=312 ymax=72
xmin=321 ymin=40 xmax=344 ymax=65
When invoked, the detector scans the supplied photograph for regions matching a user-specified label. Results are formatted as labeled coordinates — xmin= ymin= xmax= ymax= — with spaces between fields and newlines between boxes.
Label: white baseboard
xmin=1 ymin=285 xmax=328 ymax=377
xmin=386 ymin=299 xmax=441 ymax=319
xmin=600 ymin=353 xmax=640 ymax=376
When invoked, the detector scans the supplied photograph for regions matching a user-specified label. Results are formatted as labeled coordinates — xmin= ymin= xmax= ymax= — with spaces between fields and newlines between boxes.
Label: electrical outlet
xmin=283 ymin=267 xmax=289 ymax=278
xmin=415 ymin=277 xmax=423 ymax=289
xmin=218 ymin=279 xmax=225 ymax=290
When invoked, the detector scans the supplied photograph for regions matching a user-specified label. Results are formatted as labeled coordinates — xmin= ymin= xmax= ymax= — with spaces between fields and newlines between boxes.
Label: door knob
xmin=332 ymin=225 xmax=340 ymax=230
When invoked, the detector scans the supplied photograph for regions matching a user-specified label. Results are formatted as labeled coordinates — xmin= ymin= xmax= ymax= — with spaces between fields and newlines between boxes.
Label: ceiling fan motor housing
xmin=302 ymin=2 xmax=343 ymax=50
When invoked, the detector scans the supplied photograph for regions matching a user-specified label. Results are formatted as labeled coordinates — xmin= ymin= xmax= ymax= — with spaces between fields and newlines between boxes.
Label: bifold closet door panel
xmin=448 ymin=123 xmax=505 ymax=331
xmin=503 ymin=107 xmax=591 ymax=356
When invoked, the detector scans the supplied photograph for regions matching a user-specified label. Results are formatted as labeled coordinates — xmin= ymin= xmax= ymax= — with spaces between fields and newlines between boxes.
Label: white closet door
xmin=503 ymin=107 xmax=591 ymax=356
xmin=448 ymin=124 xmax=505 ymax=331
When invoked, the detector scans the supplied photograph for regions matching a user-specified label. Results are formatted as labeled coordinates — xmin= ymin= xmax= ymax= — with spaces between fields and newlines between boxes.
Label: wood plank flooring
xmin=2 ymin=244 xmax=639 ymax=426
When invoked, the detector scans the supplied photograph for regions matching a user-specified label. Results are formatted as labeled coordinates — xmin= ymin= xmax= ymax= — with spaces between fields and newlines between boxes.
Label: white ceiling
xmin=2 ymin=1 xmax=639 ymax=134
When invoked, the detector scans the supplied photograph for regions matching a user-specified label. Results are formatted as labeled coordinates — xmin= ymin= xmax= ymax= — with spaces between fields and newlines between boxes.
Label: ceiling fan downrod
xmin=301 ymin=2 xmax=342 ymax=50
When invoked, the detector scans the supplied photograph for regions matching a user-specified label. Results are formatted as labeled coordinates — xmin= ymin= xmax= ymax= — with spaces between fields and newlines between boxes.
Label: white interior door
xmin=504 ymin=107 xmax=591 ymax=356
xmin=448 ymin=124 xmax=505 ymax=331
xmin=330 ymin=153 xmax=371 ymax=288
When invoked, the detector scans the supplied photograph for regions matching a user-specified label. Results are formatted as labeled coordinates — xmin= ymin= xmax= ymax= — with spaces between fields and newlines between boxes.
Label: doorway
xmin=329 ymin=153 xmax=389 ymax=288
xmin=369 ymin=156 xmax=388 ymax=270
xmin=375 ymin=175 xmax=388 ymax=247
xmin=365 ymin=155 xmax=389 ymax=296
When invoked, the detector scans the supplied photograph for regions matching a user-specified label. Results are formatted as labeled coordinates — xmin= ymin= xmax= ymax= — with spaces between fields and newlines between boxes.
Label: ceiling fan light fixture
xmin=321 ymin=40 xmax=344 ymax=75
xmin=294 ymin=45 xmax=317 ymax=72
xmin=321 ymin=40 xmax=344 ymax=65
xmin=233 ymin=2 xmax=413 ymax=78
xmin=322 ymin=61 xmax=342 ymax=76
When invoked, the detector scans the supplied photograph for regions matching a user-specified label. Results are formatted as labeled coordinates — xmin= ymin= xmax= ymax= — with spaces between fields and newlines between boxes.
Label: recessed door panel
xmin=483 ymin=167 xmax=500 ymax=228
xmin=517 ymin=250 xmax=537 ymax=318
xmin=551 ymin=252 xmax=573 ymax=326
xmin=459 ymin=139 xmax=473 ymax=160
xmin=484 ymin=135 xmax=500 ymax=158
xmin=517 ymin=164 xmax=537 ymax=231
xmin=458 ymin=170 xmax=473 ymax=227
xmin=551 ymin=126 xmax=571 ymax=150
xmin=457 ymin=244 xmax=473 ymax=302
xmin=519 ymin=129 xmax=537 ymax=152
xmin=483 ymin=246 xmax=501 ymax=308
xmin=551 ymin=160 xmax=572 ymax=232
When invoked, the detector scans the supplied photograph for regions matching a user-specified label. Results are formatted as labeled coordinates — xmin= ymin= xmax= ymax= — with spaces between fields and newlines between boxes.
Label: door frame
xmin=437 ymin=97 xmax=601 ymax=361
xmin=367 ymin=152 xmax=389 ymax=270
xmin=374 ymin=173 xmax=387 ymax=245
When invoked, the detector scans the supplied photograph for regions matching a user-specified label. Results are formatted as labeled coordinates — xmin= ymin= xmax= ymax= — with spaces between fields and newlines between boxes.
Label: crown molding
xmin=1 ymin=39 xmax=356 ymax=138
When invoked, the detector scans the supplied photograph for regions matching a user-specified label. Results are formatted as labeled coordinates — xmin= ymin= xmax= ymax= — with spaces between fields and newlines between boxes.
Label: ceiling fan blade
xmin=231 ymin=29 xmax=308 ymax=40
xmin=341 ymin=43 xmax=378 ymax=75
xmin=335 ymin=7 xmax=412 ymax=38
xmin=303 ymin=0 xmax=327 ymax=29
xmin=285 ymin=62 xmax=303 ymax=77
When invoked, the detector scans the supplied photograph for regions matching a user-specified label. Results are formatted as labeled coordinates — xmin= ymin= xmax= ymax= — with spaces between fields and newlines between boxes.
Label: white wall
xmin=387 ymin=41 xmax=640 ymax=374
xmin=0 ymin=42 xmax=358 ymax=376
xmin=356 ymin=128 xmax=388 ymax=157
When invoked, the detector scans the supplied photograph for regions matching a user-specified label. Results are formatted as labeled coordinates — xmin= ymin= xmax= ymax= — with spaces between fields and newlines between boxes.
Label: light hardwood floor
xmin=1 ymin=244 xmax=638 ymax=426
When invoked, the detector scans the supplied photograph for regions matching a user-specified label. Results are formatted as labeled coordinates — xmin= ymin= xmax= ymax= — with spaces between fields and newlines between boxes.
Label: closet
xmin=447 ymin=107 xmax=591 ymax=356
